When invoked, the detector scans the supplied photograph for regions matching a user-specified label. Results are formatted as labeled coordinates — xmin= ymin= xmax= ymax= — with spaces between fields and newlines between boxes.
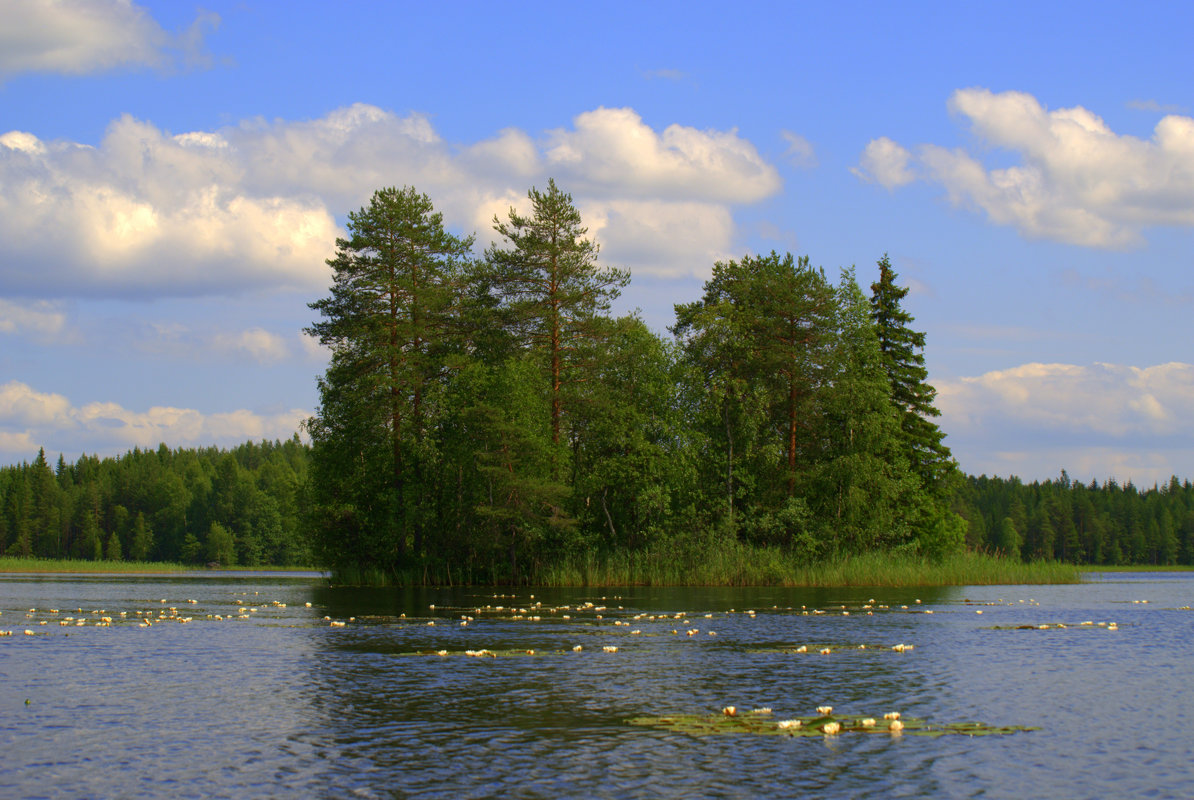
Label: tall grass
xmin=0 ymin=556 xmax=188 ymax=574
xmin=536 ymin=546 xmax=1081 ymax=587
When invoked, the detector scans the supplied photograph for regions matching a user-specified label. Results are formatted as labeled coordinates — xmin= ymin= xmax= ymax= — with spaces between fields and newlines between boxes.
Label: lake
xmin=1 ymin=571 xmax=1191 ymax=798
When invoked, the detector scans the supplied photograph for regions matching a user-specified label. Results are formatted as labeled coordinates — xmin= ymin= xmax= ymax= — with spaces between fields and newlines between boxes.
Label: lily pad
xmin=625 ymin=712 xmax=1037 ymax=738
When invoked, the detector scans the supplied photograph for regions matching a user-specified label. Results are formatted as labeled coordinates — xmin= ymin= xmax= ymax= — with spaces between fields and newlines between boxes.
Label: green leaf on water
xmin=625 ymin=712 xmax=1037 ymax=738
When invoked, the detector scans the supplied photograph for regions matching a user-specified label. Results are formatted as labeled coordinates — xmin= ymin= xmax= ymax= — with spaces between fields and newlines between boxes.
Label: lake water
xmin=1 ymin=571 xmax=1192 ymax=799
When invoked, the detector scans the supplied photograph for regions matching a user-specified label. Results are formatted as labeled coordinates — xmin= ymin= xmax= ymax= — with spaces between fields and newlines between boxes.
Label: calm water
xmin=1 ymin=571 xmax=1192 ymax=799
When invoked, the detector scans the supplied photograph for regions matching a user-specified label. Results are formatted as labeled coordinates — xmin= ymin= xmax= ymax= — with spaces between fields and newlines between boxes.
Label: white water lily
xmin=822 ymin=721 xmax=841 ymax=735
xmin=816 ymin=705 xmax=833 ymax=715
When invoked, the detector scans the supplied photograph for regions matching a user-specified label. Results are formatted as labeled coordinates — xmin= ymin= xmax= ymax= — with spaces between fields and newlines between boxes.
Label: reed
xmin=536 ymin=547 xmax=1081 ymax=587
xmin=0 ymin=556 xmax=188 ymax=574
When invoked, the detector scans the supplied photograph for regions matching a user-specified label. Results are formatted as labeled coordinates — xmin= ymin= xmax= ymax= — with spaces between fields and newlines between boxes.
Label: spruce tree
xmin=869 ymin=255 xmax=953 ymax=488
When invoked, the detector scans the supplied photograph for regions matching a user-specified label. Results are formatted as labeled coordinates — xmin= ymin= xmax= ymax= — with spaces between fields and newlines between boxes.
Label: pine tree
xmin=486 ymin=179 xmax=629 ymax=453
xmin=306 ymin=186 xmax=473 ymax=575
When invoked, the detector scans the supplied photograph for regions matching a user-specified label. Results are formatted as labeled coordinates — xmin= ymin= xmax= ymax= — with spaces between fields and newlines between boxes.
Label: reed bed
xmin=0 ymin=556 xmax=189 ymax=574
xmin=537 ymin=547 xmax=1081 ymax=587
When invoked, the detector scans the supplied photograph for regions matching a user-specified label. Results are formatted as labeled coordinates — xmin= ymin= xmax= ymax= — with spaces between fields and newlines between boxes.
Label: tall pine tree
xmin=306 ymin=186 xmax=473 ymax=576
xmin=485 ymin=179 xmax=629 ymax=456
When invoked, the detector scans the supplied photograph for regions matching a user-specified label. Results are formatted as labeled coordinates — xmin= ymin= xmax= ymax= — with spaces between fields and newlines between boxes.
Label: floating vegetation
xmin=626 ymin=710 xmax=1038 ymax=738
xmin=751 ymin=642 xmax=915 ymax=655
xmin=985 ymin=621 xmax=1118 ymax=631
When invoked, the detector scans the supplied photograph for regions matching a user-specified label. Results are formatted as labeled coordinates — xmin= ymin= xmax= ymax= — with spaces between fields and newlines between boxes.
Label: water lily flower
xmin=722 ymin=706 xmax=737 ymax=716
xmin=822 ymin=722 xmax=841 ymax=735
xmin=817 ymin=706 xmax=833 ymax=715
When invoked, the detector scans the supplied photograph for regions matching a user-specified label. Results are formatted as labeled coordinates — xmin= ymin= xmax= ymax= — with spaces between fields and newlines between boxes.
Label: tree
xmin=129 ymin=512 xmax=154 ymax=561
xmin=206 ymin=522 xmax=236 ymax=566
xmin=810 ymin=269 xmax=920 ymax=553
xmin=673 ymin=251 xmax=835 ymax=543
xmin=486 ymin=179 xmax=629 ymax=455
xmin=870 ymin=255 xmax=953 ymax=488
xmin=306 ymin=186 xmax=473 ymax=576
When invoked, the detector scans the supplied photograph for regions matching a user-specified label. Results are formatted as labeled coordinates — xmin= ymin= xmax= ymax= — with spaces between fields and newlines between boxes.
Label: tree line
xmin=956 ymin=472 xmax=1194 ymax=565
xmin=0 ymin=438 xmax=311 ymax=566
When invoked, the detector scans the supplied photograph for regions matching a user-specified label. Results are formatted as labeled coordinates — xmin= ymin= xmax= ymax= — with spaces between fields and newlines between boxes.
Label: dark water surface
xmin=1 ymin=571 xmax=1192 ymax=798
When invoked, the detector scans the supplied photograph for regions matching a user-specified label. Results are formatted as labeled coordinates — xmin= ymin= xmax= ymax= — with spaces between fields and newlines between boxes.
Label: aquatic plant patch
xmin=626 ymin=710 xmax=1038 ymax=738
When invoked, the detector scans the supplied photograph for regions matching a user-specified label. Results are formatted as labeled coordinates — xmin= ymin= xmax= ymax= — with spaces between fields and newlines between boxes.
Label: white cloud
xmin=1 ymin=104 xmax=781 ymax=295
xmin=0 ymin=118 xmax=340 ymax=297
xmin=127 ymin=320 xmax=297 ymax=365
xmin=544 ymin=107 xmax=781 ymax=203
xmin=852 ymin=137 xmax=916 ymax=189
xmin=298 ymin=331 xmax=331 ymax=362
xmin=212 ymin=328 xmax=291 ymax=364
xmin=582 ymin=200 xmax=735 ymax=279
xmin=0 ymin=380 xmax=308 ymax=462
xmin=860 ymin=88 xmax=1194 ymax=247
xmin=1127 ymin=99 xmax=1187 ymax=114
xmin=0 ymin=298 xmax=70 ymax=340
xmin=0 ymin=0 xmax=217 ymax=78
xmin=937 ymin=361 xmax=1194 ymax=483
xmin=938 ymin=361 xmax=1194 ymax=438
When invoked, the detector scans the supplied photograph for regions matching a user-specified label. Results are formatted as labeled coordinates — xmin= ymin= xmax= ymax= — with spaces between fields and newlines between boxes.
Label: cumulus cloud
xmin=0 ymin=380 xmax=308 ymax=462
xmin=852 ymin=137 xmax=916 ymax=189
xmin=0 ymin=120 xmax=340 ymax=297
xmin=1 ymin=104 xmax=780 ymax=296
xmin=581 ymin=200 xmax=735 ymax=279
xmin=211 ymin=328 xmax=291 ymax=364
xmin=125 ymin=320 xmax=296 ymax=365
xmin=857 ymin=88 xmax=1194 ymax=247
xmin=543 ymin=107 xmax=781 ymax=203
xmin=937 ymin=361 xmax=1194 ymax=483
xmin=938 ymin=361 xmax=1194 ymax=438
xmin=0 ymin=0 xmax=217 ymax=78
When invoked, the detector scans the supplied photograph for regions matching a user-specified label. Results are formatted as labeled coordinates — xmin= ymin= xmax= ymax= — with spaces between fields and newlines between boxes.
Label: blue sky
xmin=2 ymin=0 xmax=1193 ymax=484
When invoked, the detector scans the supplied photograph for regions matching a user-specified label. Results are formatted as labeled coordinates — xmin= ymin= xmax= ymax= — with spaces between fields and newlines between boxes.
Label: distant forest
xmin=1 ymin=441 xmax=1191 ymax=568
xmin=0 ymin=438 xmax=311 ymax=567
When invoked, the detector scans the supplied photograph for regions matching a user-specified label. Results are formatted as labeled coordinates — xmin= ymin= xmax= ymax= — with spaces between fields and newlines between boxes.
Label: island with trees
xmin=2 ymin=182 xmax=1190 ymax=584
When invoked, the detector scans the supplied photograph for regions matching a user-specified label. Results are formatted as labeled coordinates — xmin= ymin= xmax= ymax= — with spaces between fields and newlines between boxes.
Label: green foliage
xmin=959 ymin=472 xmax=1194 ymax=566
xmin=206 ymin=522 xmax=236 ymax=566
xmin=306 ymin=186 xmax=474 ymax=577
xmin=870 ymin=255 xmax=954 ymax=489
xmin=0 ymin=438 xmax=310 ymax=567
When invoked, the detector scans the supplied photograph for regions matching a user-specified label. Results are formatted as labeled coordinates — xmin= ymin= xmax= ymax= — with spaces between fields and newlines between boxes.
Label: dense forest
xmin=2 ymin=181 xmax=1188 ymax=578
xmin=3 ymin=439 xmax=1191 ymax=570
xmin=0 ymin=438 xmax=311 ymax=566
